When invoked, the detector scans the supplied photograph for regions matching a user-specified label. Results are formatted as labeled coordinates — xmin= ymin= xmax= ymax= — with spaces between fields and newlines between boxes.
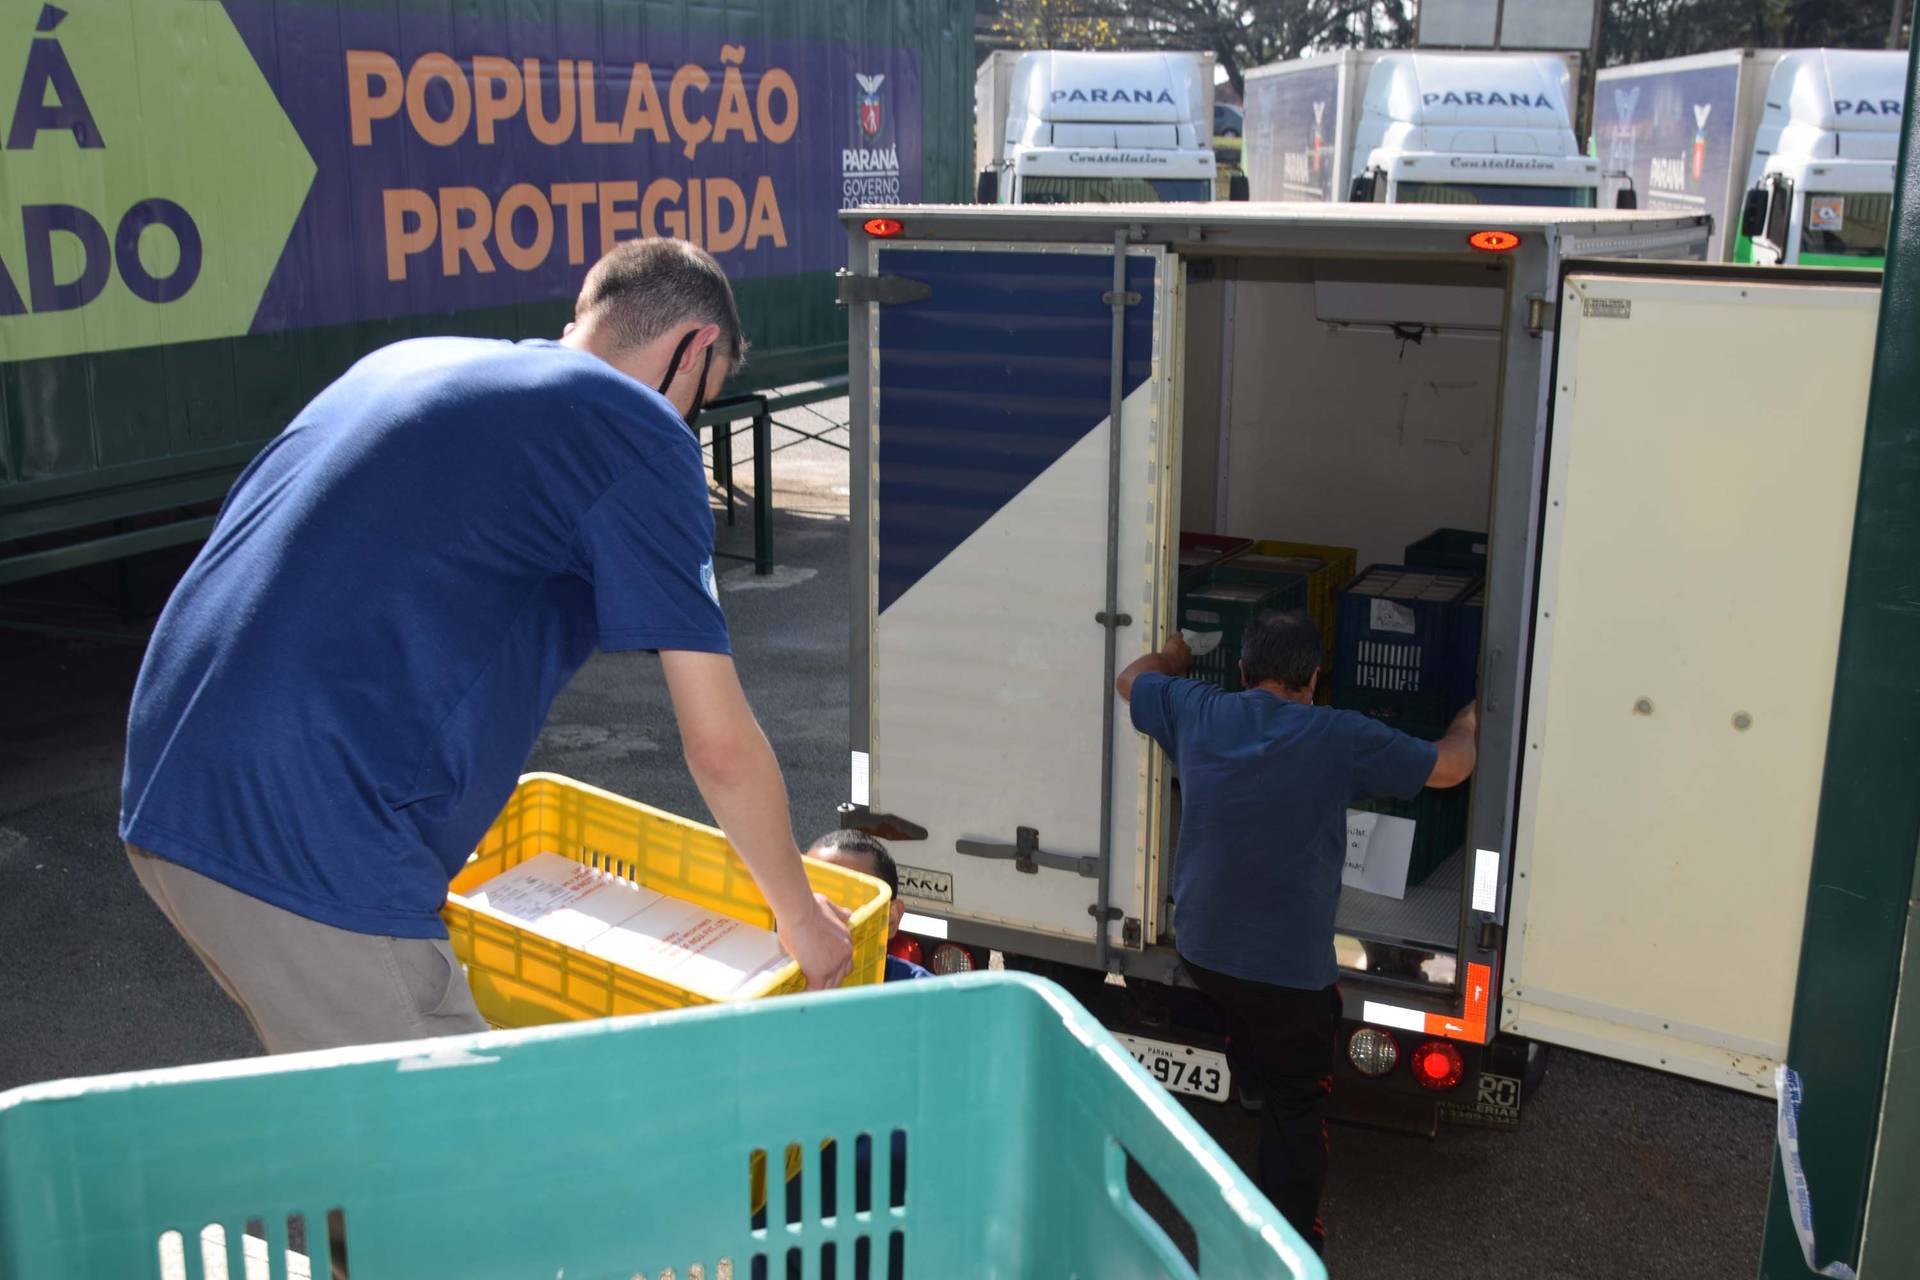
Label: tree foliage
xmin=992 ymin=0 xmax=1122 ymax=50
xmin=982 ymin=1 xmax=1904 ymax=88
xmin=1601 ymin=0 xmax=1903 ymax=67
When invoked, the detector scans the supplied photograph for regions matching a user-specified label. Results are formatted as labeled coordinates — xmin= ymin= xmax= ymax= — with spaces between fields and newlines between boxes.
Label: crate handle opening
xmin=1105 ymin=1140 xmax=1201 ymax=1279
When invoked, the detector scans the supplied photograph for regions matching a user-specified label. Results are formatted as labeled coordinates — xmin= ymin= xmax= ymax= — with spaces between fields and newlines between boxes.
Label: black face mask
xmin=658 ymin=329 xmax=716 ymax=430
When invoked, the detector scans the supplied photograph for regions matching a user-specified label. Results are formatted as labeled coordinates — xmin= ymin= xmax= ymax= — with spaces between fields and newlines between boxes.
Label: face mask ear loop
xmin=684 ymin=346 xmax=716 ymax=429
xmin=657 ymin=330 xmax=699 ymax=397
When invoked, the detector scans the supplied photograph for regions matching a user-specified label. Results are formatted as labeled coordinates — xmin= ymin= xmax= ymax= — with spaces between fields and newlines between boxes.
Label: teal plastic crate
xmin=0 ymin=974 xmax=1322 ymax=1280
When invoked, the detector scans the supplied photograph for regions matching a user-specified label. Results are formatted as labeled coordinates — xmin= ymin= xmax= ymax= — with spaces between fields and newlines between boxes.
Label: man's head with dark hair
xmin=563 ymin=238 xmax=745 ymax=423
xmin=1239 ymin=609 xmax=1323 ymax=699
xmin=806 ymin=829 xmax=904 ymax=938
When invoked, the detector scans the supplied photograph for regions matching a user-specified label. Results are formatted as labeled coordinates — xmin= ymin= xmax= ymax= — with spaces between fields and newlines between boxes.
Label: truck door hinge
xmin=836 ymin=802 xmax=929 ymax=842
xmin=957 ymin=826 xmax=1099 ymax=879
xmin=1526 ymin=296 xmax=1555 ymax=338
xmin=836 ymin=269 xmax=932 ymax=307
xmin=1102 ymin=289 xmax=1142 ymax=307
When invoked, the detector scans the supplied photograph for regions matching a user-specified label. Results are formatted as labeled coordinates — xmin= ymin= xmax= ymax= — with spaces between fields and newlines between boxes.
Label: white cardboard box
xmin=463 ymin=852 xmax=788 ymax=999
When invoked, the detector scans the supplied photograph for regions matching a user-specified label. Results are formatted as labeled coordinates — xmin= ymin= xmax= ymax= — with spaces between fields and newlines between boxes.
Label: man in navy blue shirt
xmin=121 ymin=239 xmax=852 ymax=1053
xmin=1118 ymin=610 xmax=1476 ymax=1253
xmin=806 ymin=830 xmax=933 ymax=981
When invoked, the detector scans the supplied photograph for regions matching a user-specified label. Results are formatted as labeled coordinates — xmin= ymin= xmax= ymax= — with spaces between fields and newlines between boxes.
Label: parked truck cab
xmin=1739 ymin=49 xmax=1903 ymax=267
xmin=1346 ymin=53 xmax=1599 ymax=207
xmin=976 ymin=51 xmax=1220 ymax=205
xmin=1246 ymin=50 xmax=1597 ymax=209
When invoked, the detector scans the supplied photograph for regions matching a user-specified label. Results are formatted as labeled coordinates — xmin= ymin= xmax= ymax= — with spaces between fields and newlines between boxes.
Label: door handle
xmin=955 ymin=826 xmax=1099 ymax=879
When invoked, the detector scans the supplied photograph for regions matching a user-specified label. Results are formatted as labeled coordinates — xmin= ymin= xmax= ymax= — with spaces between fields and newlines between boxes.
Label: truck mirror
xmin=1741 ymin=188 xmax=1768 ymax=239
xmin=1614 ymin=188 xmax=1637 ymax=211
xmin=976 ymin=170 xmax=999 ymax=205
xmin=1228 ymin=173 xmax=1250 ymax=202
xmin=1348 ymin=173 xmax=1376 ymax=203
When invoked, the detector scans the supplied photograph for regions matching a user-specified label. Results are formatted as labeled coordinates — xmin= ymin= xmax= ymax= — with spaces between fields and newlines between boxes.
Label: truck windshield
xmin=1021 ymin=176 xmax=1213 ymax=204
xmin=1799 ymin=192 xmax=1892 ymax=261
xmin=1397 ymin=181 xmax=1596 ymax=209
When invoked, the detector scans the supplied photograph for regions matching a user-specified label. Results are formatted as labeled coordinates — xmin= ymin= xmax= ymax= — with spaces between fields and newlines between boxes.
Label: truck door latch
xmin=835 ymin=269 xmax=932 ymax=307
xmin=1526 ymin=295 xmax=1556 ymax=337
xmin=956 ymin=826 xmax=1099 ymax=879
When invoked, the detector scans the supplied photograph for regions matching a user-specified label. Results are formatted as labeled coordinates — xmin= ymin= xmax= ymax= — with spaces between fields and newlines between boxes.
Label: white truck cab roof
xmin=1760 ymin=48 xmax=1906 ymax=188
xmin=1356 ymin=52 xmax=1597 ymax=192
xmin=1007 ymin=51 xmax=1211 ymax=154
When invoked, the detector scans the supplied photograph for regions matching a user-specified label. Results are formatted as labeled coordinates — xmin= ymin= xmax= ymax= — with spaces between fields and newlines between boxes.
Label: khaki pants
xmin=126 ymin=845 xmax=487 ymax=1054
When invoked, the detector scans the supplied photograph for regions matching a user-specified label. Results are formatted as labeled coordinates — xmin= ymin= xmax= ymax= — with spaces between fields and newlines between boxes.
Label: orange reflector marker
xmin=1469 ymin=229 xmax=1521 ymax=252
xmin=864 ymin=217 xmax=905 ymax=238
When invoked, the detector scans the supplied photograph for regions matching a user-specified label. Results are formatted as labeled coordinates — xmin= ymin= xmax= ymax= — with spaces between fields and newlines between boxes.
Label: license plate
xmin=1117 ymin=1034 xmax=1232 ymax=1102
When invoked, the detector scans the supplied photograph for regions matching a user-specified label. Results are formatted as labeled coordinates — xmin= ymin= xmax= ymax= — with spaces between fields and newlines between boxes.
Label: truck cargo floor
xmin=1335 ymin=848 xmax=1462 ymax=952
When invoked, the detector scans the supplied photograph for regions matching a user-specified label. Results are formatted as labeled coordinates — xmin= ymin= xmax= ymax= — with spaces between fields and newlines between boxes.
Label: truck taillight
xmin=863 ymin=217 xmax=905 ymax=238
xmin=1411 ymin=1040 xmax=1465 ymax=1091
xmin=1468 ymin=229 xmax=1521 ymax=252
xmin=929 ymin=942 xmax=976 ymax=975
xmin=889 ymin=936 xmax=924 ymax=967
xmin=1347 ymin=1027 xmax=1400 ymax=1077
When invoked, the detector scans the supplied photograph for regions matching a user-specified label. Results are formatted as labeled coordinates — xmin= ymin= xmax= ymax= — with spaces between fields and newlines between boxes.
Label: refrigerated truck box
xmin=836 ymin=201 xmax=1880 ymax=1129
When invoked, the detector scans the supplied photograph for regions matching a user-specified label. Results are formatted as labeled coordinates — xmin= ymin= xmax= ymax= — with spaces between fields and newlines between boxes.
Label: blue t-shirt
xmin=121 ymin=337 xmax=729 ymax=938
xmin=885 ymin=954 xmax=933 ymax=982
xmin=1129 ymin=675 xmax=1438 ymax=990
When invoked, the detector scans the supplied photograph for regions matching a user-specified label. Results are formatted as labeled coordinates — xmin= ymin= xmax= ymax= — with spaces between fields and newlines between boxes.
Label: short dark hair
xmin=575 ymin=238 xmax=747 ymax=364
xmin=1240 ymin=610 xmax=1323 ymax=690
xmin=807 ymin=829 xmax=897 ymax=898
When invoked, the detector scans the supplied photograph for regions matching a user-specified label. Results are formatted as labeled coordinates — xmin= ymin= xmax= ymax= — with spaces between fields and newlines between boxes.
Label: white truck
xmin=1594 ymin=48 xmax=1905 ymax=266
xmin=974 ymin=50 xmax=1226 ymax=205
xmin=1243 ymin=50 xmax=1598 ymax=208
xmin=835 ymin=201 xmax=1878 ymax=1131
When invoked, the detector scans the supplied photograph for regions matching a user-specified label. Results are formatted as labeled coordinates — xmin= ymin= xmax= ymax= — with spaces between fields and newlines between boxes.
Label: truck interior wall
xmin=1173 ymin=253 xmax=1510 ymax=964
xmin=1187 ymin=257 xmax=1504 ymax=569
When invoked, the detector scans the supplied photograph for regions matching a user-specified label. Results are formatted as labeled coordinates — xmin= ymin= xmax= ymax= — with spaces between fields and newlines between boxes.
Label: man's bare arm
xmin=659 ymin=649 xmax=852 ymax=990
xmin=1116 ymin=633 xmax=1193 ymax=702
xmin=1427 ymin=703 xmax=1479 ymax=789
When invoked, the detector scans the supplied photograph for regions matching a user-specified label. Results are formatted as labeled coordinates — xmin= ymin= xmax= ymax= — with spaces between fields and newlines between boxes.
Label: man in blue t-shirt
xmin=1117 ymin=610 xmax=1476 ymax=1253
xmin=120 ymin=239 xmax=852 ymax=1053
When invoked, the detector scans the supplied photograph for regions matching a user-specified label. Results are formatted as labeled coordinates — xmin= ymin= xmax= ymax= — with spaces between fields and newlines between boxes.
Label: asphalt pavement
xmin=0 ymin=414 xmax=1774 ymax=1278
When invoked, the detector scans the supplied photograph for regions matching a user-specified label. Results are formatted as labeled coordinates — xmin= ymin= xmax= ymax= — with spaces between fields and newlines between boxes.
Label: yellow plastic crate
xmin=1246 ymin=537 xmax=1358 ymax=654
xmin=444 ymin=773 xmax=889 ymax=1028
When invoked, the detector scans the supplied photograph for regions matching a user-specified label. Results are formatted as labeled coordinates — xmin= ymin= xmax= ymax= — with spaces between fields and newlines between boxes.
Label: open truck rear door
xmin=844 ymin=239 xmax=1177 ymax=959
xmin=1502 ymin=266 xmax=1880 ymax=1094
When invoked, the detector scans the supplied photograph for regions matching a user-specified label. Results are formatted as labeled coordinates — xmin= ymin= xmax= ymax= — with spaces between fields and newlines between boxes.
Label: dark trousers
xmin=1184 ymin=959 xmax=1339 ymax=1255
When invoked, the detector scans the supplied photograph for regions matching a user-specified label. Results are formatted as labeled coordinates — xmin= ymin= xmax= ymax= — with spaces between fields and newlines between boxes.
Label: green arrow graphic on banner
xmin=0 ymin=0 xmax=314 ymax=362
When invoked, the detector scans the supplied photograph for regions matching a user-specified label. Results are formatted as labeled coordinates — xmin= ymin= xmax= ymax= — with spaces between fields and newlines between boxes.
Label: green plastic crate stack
xmin=1180 ymin=572 xmax=1308 ymax=691
xmin=1349 ymin=710 xmax=1471 ymax=888
xmin=1403 ymin=528 xmax=1489 ymax=575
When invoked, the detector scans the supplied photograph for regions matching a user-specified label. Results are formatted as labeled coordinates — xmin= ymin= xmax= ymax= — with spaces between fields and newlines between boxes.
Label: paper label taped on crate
xmin=1369 ymin=599 xmax=1416 ymax=637
xmin=464 ymin=852 xmax=666 ymax=948
xmin=1343 ymin=810 xmax=1416 ymax=900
